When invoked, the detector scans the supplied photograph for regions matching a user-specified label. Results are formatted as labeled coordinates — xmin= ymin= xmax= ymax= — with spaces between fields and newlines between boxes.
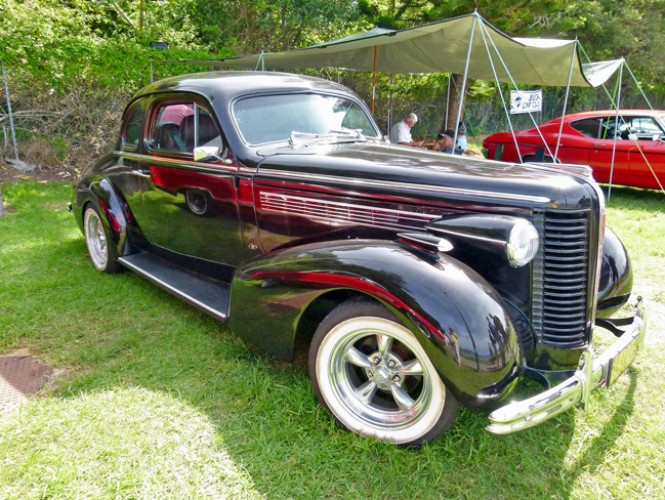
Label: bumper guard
xmin=487 ymin=295 xmax=647 ymax=435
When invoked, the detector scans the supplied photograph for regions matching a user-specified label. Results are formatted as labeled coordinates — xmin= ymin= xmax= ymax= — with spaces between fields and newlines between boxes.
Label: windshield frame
xmin=231 ymin=91 xmax=382 ymax=147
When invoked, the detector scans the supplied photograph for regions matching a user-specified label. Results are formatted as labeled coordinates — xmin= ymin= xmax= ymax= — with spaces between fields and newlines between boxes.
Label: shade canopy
xmin=206 ymin=13 xmax=620 ymax=88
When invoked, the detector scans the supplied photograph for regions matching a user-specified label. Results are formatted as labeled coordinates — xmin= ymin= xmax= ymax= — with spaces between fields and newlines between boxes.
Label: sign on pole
xmin=510 ymin=90 xmax=542 ymax=115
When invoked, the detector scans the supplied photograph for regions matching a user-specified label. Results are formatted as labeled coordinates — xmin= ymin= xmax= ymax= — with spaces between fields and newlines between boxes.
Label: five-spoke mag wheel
xmin=83 ymin=205 xmax=120 ymax=273
xmin=310 ymin=298 xmax=459 ymax=445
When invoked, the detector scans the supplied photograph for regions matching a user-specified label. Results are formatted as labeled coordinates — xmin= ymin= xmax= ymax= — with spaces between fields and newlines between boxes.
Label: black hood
xmin=257 ymin=142 xmax=601 ymax=211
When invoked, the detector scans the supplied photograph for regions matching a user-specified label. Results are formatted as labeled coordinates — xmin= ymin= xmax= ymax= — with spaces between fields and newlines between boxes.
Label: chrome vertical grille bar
xmin=534 ymin=210 xmax=591 ymax=348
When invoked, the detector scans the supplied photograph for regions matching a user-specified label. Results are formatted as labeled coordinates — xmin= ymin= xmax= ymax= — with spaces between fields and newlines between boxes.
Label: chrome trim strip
xmin=118 ymin=256 xmax=228 ymax=322
xmin=119 ymin=151 xmax=552 ymax=204
xmin=427 ymin=226 xmax=507 ymax=246
xmin=117 ymin=151 xmax=238 ymax=175
xmin=258 ymin=168 xmax=552 ymax=205
xmin=486 ymin=295 xmax=646 ymax=434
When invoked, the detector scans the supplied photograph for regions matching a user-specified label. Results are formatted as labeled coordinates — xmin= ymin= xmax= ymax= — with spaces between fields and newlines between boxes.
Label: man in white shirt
xmin=389 ymin=112 xmax=421 ymax=146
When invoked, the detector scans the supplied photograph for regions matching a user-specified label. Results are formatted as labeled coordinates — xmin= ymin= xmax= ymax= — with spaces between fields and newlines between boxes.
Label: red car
xmin=483 ymin=110 xmax=665 ymax=190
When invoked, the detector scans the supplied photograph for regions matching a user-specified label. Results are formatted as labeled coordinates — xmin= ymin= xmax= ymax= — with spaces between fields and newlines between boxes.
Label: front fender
xmin=229 ymin=239 xmax=520 ymax=410
xmin=597 ymin=227 xmax=633 ymax=317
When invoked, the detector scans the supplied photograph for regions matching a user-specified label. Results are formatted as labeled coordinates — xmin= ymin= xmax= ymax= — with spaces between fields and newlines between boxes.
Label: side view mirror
xmin=627 ymin=133 xmax=638 ymax=141
xmin=193 ymin=146 xmax=221 ymax=162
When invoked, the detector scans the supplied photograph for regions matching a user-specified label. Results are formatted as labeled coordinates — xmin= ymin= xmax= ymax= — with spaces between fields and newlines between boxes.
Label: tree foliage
xmin=1 ymin=0 xmax=663 ymax=95
xmin=1 ymin=0 xmax=664 ymax=169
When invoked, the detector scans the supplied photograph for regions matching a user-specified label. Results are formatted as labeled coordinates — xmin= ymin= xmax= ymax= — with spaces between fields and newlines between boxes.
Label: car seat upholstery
xmin=199 ymin=114 xmax=219 ymax=145
xmin=180 ymin=113 xmax=220 ymax=152
xmin=180 ymin=115 xmax=195 ymax=152
xmin=155 ymin=122 xmax=185 ymax=151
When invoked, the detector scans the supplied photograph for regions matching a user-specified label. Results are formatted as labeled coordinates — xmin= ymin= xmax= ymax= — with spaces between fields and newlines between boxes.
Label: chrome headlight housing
xmin=427 ymin=214 xmax=540 ymax=267
xmin=506 ymin=219 xmax=539 ymax=267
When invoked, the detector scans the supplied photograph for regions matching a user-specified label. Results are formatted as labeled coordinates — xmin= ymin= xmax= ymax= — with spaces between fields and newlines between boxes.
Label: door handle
xmin=132 ymin=170 xmax=152 ymax=179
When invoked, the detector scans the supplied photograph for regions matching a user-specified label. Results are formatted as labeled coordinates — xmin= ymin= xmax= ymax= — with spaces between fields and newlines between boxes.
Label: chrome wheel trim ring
xmin=84 ymin=208 xmax=108 ymax=271
xmin=316 ymin=316 xmax=445 ymax=443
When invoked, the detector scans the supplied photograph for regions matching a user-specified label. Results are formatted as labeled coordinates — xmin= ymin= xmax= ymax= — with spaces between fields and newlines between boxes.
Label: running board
xmin=118 ymin=252 xmax=230 ymax=322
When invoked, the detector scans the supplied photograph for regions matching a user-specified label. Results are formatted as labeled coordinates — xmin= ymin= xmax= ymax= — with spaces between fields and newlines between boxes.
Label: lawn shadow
xmin=43 ymin=255 xmax=615 ymax=500
xmin=1 ymin=185 xmax=645 ymax=498
xmin=560 ymin=370 xmax=637 ymax=483
xmin=13 ymin=236 xmax=639 ymax=497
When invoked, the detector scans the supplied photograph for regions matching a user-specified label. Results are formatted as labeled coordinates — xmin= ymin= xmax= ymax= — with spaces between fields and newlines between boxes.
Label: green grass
xmin=0 ymin=182 xmax=664 ymax=499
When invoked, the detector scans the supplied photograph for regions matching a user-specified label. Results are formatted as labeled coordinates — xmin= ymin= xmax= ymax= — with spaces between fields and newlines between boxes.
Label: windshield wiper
xmin=328 ymin=128 xmax=366 ymax=140
xmin=288 ymin=129 xmax=369 ymax=149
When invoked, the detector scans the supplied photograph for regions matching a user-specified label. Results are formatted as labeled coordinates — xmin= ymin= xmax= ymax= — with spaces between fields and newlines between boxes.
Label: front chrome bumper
xmin=486 ymin=295 xmax=647 ymax=435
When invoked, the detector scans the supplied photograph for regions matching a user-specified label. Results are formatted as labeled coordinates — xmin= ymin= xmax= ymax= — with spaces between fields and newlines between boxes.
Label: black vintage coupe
xmin=72 ymin=72 xmax=646 ymax=445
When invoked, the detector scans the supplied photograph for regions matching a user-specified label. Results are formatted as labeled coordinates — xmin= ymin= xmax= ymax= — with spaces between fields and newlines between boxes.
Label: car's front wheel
xmin=83 ymin=205 xmax=121 ymax=273
xmin=309 ymin=298 xmax=459 ymax=445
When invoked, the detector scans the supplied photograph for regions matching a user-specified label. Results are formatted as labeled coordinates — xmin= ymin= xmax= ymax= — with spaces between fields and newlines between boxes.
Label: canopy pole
xmin=480 ymin=19 xmax=558 ymax=161
xmin=608 ymin=63 xmax=624 ymax=202
xmin=554 ymin=40 xmax=578 ymax=162
xmin=445 ymin=73 xmax=451 ymax=128
xmin=2 ymin=61 xmax=19 ymax=161
xmin=479 ymin=18 xmax=523 ymax=161
xmin=255 ymin=52 xmax=265 ymax=71
xmin=388 ymin=74 xmax=394 ymax=136
xmin=371 ymin=46 xmax=378 ymax=114
xmin=452 ymin=12 xmax=478 ymax=152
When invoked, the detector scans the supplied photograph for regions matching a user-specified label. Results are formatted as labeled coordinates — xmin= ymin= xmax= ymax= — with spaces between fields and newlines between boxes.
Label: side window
xmin=152 ymin=102 xmax=194 ymax=152
xmin=603 ymin=116 xmax=636 ymax=140
xmin=121 ymin=104 xmax=145 ymax=150
xmin=630 ymin=117 xmax=663 ymax=137
xmin=150 ymin=102 xmax=222 ymax=154
xmin=180 ymin=107 xmax=223 ymax=153
xmin=340 ymin=103 xmax=376 ymax=136
xmin=601 ymin=117 xmax=625 ymax=140
xmin=570 ymin=118 xmax=602 ymax=139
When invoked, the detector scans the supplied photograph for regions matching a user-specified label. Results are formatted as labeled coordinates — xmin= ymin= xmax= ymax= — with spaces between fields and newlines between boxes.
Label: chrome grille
xmin=259 ymin=192 xmax=438 ymax=230
xmin=534 ymin=210 xmax=590 ymax=348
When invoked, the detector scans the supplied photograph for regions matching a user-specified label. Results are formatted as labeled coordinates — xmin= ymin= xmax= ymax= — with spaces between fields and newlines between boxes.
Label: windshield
xmin=233 ymin=93 xmax=380 ymax=145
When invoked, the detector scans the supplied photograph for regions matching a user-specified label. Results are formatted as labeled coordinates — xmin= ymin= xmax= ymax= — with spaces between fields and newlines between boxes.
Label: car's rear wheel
xmin=309 ymin=298 xmax=459 ymax=445
xmin=522 ymin=154 xmax=555 ymax=163
xmin=83 ymin=205 xmax=121 ymax=273
xmin=185 ymin=188 xmax=210 ymax=216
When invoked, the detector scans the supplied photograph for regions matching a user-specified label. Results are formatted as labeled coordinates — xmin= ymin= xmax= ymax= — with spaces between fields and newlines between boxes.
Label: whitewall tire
xmin=309 ymin=299 xmax=459 ymax=445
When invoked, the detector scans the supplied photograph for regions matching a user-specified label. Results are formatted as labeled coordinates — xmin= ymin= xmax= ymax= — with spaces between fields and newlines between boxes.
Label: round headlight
xmin=506 ymin=220 xmax=539 ymax=267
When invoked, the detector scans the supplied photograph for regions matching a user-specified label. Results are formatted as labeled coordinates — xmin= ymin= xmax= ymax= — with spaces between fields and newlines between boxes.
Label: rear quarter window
xmin=570 ymin=118 xmax=602 ymax=139
xmin=121 ymin=104 xmax=145 ymax=150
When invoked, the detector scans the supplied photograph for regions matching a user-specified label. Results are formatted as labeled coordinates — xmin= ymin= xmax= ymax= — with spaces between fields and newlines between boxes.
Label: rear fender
xmin=229 ymin=239 xmax=521 ymax=410
xmin=74 ymin=176 xmax=131 ymax=258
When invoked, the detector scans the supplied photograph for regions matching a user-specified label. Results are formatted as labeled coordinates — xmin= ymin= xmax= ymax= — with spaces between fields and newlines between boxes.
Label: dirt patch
xmin=0 ymin=350 xmax=54 ymax=411
xmin=0 ymin=159 xmax=79 ymax=184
